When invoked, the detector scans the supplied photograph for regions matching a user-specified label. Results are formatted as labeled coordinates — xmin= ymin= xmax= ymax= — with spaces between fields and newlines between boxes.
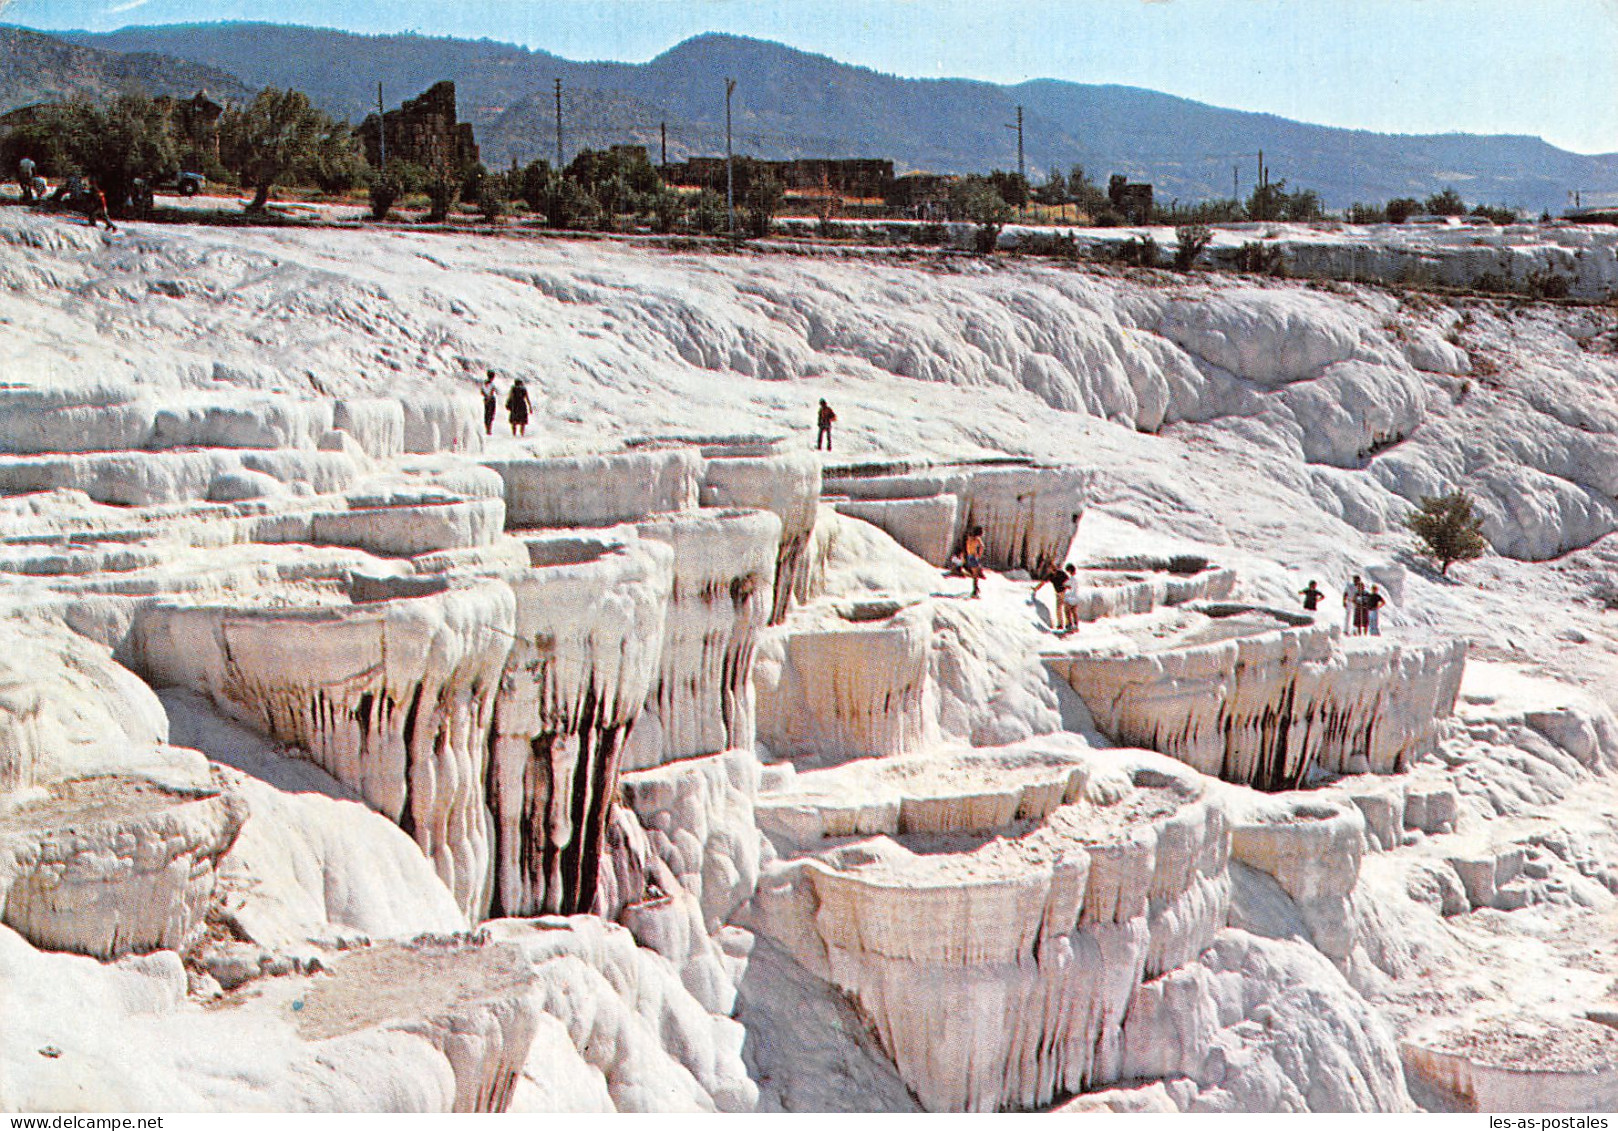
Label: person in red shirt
xmin=816 ymin=398 xmax=836 ymax=451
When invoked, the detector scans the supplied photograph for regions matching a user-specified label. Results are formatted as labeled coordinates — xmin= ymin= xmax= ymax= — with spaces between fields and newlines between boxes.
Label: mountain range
xmin=13 ymin=21 xmax=1616 ymax=212
xmin=0 ymin=25 xmax=248 ymax=114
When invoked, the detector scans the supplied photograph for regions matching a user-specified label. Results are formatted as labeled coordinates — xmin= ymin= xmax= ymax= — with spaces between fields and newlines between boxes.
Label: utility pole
xmin=553 ymin=79 xmax=564 ymax=169
xmin=1004 ymin=105 xmax=1025 ymax=216
xmin=377 ymin=83 xmax=386 ymax=168
xmin=725 ymin=78 xmax=737 ymax=236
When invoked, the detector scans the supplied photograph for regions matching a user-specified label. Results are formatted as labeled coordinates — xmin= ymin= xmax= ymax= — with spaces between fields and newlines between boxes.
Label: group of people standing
xmin=482 ymin=371 xmax=532 ymax=437
xmin=1299 ymin=575 xmax=1386 ymax=635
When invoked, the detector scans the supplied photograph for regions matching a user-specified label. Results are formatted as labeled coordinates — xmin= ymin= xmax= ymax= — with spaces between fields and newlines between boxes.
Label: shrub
xmin=1424 ymin=188 xmax=1467 ymax=216
xmin=1347 ymin=202 xmax=1386 ymax=225
xmin=1113 ymin=234 xmax=1159 ymax=268
xmin=1386 ymin=198 xmax=1422 ymax=225
xmin=1233 ymin=240 xmax=1285 ymax=275
xmin=368 ymin=158 xmax=420 ymax=220
xmin=1405 ymin=490 xmax=1487 ymax=575
xmin=1173 ymin=224 xmax=1213 ymax=271
xmin=1525 ymin=268 xmax=1571 ymax=300
xmin=689 ymin=189 xmax=726 ymax=234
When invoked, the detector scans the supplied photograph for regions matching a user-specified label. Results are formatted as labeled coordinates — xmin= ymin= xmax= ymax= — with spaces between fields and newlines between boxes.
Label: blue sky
xmin=5 ymin=0 xmax=1616 ymax=154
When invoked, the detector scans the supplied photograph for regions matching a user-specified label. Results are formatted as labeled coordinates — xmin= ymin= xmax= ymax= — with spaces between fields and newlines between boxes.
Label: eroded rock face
xmin=623 ymin=509 xmax=781 ymax=771
xmin=1049 ymin=606 xmax=1466 ymax=790
xmin=824 ymin=462 xmax=1087 ymax=575
xmin=489 ymin=529 xmax=673 ymax=917
xmin=1403 ymin=1015 xmax=1618 ymax=1113
xmin=750 ymin=739 xmax=1231 ymax=1111
xmin=0 ymin=773 xmax=244 ymax=959
xmin=701 ymin=451 xmax=821 ymax=624
xmin=484 ymin=450 xmax=702 ymax=530
xmin=756 ymin=600 xmax=933 ymax=764
xmin=133 ymin=580 xmax=515 ymax=916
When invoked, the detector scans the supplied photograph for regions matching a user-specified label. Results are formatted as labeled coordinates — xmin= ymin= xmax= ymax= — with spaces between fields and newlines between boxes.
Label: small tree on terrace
xmin=1405 ymin=490 xmax=1488 ymax=576
xmin=1173 ymin=224 xmax=1213 ymax=271
xmin=949 ymin=176 xmax=1012 ymax=252
xmin=220 ymin=88 xmax=356 ymax=213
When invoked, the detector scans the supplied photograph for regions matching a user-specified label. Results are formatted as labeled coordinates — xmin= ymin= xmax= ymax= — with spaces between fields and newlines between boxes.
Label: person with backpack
xmin=816 ymin=398 xmax=836 ymax=451
xmin=506 ymin=377 xmax=532 ymax=437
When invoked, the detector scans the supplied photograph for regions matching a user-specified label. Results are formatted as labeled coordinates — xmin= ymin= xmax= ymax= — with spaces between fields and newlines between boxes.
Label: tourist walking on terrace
xmin=1299 ymin=579 xmax=1323 ymax=614
xmin=85 ymin=179 xmax=115 ymax=231
xmin=506 ymin=377 xmax=532 ymax=437
xmin=963 ymin=526 xmax=986 ymax=599
xmin=816 ymin=398 xmax=836 ymax=451
xmin=482 ymin=371 xmax=499 ymax=436
xmin=1343 ymin=575 xmax=1363 ymax=634
xmin=17 ymin=156 xmax=35 ymax=203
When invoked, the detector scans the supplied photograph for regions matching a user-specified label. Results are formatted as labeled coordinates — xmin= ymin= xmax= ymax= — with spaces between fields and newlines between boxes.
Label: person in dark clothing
xmin=506 ymin=378 xmax=532 ymax=437
xmin=85 ymin=180 xmax=115 ymax=231
xmin=1299 ymin=579 xmax=1323 ymax=613
xmin=816 ymin=399 xmax=836 ymax=451
xmin=1363 ymin=585 xmax=1386 ymax=635
xmin=481 ymin=372 xmax=499 ymax=436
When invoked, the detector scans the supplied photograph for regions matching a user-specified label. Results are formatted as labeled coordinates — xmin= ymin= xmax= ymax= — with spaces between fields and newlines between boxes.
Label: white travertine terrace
xmin=701 ymin=449 xmax=822 ymax=623
xmin=4 ymin=208 xmax=1618 ymax=1114
xmin=1048 ymin=605 xmax=1466 ymax=789
xmin=824 ymin=462 xmax=1088 ymax=574
xmin=132 ymin=579 xmax=516 ymax=915
xmin=755 ymin=599 xmax=933 ymax=763
xmin=0 ymin=773 xmax=244 ymax=959
xmin=484 ymin=449 xmax=702 ymax=529
xmin=751 ymin=739 xmax=1233 ymax=1111
xmin=488 ymin=528 xmax=672 ymax=917
xmin=622 ymin=508 xmax=782 ymax=770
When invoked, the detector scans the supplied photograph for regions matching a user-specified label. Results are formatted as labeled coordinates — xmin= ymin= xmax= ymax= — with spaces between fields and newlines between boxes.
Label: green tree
xmin=368 ymin=157 xmax=421 ymax=220
xmin=1173 ymin=224 xmax=1213 ymax=271
xmin=1425 ymin=187 xmax=1467 ymax=216
xmin=219 ymin=88 xmax=357 ymax=213
xmin=988 ymin=169 xmax=1029 ymax=210
xmin=6 ymin=96 xmax=179 ymax=216
xmin=1386 ymin=197 xmax=1422 ymax=224
xmin=950 ymin=176 xmax=1012 ymax=253
xmin=690 ymin=188 xmax=726 ymax=234
xmin=741 ymin=171 xmax=785 ymax=237
xmin=1405 ymin=491 xmax=1487 ymax=575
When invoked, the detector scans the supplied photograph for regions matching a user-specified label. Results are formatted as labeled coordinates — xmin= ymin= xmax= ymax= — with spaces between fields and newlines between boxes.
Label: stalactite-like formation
xmin=752 ymin=742 xmax=1230 ymax=1112
xmin=622 ymin=508 xmax=782 ymax=771
xmin=701 ymin=450 xmax=821 ymax=624
xmin=1050 ymin=612 xmax=1467 ymax=790
xmin=756 ymin=603 xmax=933 ymax=762
xmin=488 ymin=529 xmax=673 ymax=917
xmin=133 ymin=580 xmax=516 ymax=916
